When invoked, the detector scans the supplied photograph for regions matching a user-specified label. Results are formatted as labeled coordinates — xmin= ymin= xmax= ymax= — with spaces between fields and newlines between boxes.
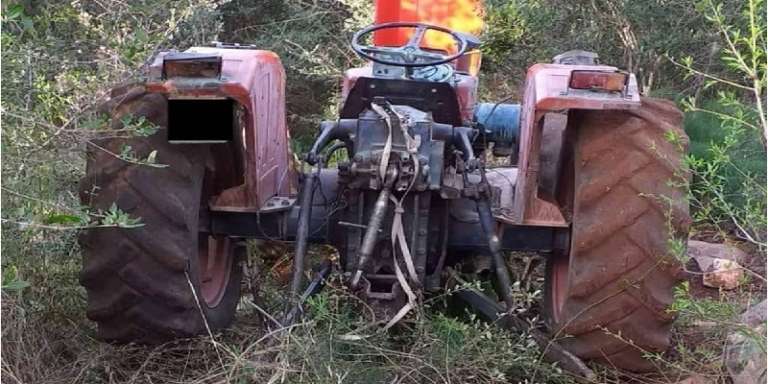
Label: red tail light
xmin=569 ymin=70 xmax=628 ymax=92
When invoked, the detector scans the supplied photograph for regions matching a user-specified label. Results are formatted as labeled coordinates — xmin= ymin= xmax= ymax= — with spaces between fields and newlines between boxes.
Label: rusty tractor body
xmin=79 ymin=0 xmax=689 ymax=373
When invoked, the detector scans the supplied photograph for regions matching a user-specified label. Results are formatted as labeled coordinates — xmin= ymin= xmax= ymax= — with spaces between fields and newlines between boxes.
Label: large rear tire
xmin=78 ymin=88 xmax=242 ymax=342
xmin=543 ymin=98 xmax=690 ymax=371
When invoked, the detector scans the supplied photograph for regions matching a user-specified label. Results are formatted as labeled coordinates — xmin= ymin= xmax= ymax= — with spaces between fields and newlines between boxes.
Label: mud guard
xmin=508 ymin=63 xmax=641 ymax=227
xmin=145 ymin=47 xmax=296 ymax=212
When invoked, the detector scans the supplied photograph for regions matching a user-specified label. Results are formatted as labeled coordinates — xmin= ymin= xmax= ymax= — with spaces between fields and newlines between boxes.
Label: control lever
xmin=472 ymin=165 xmax=515 ymax=311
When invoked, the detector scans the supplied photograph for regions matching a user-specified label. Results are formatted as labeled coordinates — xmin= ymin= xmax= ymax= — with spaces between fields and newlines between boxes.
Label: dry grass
xmin=4 ymin=243 xmax=762 ymax=384
xmin=0 ymin=264 xmax=576 ymax=384
xmin=1 ymin=1 xmax=764 ymax=383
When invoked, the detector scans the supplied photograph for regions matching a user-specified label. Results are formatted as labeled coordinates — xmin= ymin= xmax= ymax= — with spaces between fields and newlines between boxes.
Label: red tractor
xmin=79 ymin=0 xmax=689 ymax=372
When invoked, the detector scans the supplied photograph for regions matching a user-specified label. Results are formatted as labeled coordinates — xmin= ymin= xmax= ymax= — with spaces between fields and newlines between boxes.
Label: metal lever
xmin=283 ymin=260 xmax=332 ymax=326
xmin=472 ymin=165 xmax=516 ymax=312
xmin=350 ymin=168 xmax=398 ymax=289
xmin=475 ymin=196 xmax=516 ymax=311
xmin=285 ymin=167 xmax=319 ymax=319
xmin=447 ymin=268 xmax=596 ymax=380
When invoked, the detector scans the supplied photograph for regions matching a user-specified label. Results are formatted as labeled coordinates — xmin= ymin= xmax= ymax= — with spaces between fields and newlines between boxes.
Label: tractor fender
xmin=513 ymin=63 xmax=641 ymax=226
xmin=144 ymin=47 xmax=296 ymax=212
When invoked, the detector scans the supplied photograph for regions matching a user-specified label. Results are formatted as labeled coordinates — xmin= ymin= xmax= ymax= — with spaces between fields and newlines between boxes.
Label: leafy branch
xmin=668 ymin=0 xmax=767 ymax=141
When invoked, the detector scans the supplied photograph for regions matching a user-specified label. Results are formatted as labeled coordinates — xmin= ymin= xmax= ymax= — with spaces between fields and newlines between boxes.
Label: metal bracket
xmin=260 ymin=196 xmax=296 ymax=213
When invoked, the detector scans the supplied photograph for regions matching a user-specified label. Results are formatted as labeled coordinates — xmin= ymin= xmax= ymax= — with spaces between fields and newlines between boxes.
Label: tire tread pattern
xmin=78 ymin=88 xmax=238 ymax=343
xmin=548 ymin=98 xmax=691 ymax=371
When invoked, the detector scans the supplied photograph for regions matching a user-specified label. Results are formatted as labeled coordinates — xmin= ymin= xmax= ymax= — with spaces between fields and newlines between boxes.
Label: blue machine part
xmin=473 ymin=102 xmax=520 ymax=156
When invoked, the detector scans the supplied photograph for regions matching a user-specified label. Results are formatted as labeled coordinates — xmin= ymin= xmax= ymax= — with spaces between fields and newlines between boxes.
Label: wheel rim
xmin=196 ymin=150 xmax=239 ymax=308
xmin=549 ymin=253 xmax=569 ymax=323
xmin=198 ymin=234 xmax=233 ymax=307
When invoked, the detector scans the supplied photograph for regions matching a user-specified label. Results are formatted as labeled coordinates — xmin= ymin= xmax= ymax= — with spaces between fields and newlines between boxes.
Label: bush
xmin=482 ymin=0 xmax=742 ymax=93
xmin=219 ymin=0 xmax=372 ymax=146
xmin=674 ymin=0 xmax=767 ymax=247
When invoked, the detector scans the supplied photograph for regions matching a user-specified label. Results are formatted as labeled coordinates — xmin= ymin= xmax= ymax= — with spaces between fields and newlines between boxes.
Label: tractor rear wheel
xmin=543 ymin=98 xmax=690 ymax=371
xmin=78 ymin=88 xmax=242 ymax=343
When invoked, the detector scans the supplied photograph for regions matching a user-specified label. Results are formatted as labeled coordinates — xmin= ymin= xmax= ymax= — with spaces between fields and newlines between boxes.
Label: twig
xmin=184 ymin=271 xmax=226 ymax=371
xmin=0 ymin=218 xmax=142 ymax=231
xmin=85 ymin=140 xmax=168 ymax=168
xmin=666 ymin=56 xmax=752 ymax=91
xmin=0 ymin=186 xmax=79 ymax=213
xmin=245 ymin=299 xmax=282 ymax=328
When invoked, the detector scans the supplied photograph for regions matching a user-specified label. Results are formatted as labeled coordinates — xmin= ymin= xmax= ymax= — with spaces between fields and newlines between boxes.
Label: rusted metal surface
xmin=538 ymin=112 xmax=567 ymax=199
xmin=146 ymin=47 xmax=296 ymax=212
xmin=512 ymin=63 xmax=640 ymax=227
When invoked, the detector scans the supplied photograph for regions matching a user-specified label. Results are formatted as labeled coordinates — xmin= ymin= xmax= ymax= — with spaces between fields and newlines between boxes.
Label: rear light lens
xmin=569 ymin=70 xmax=628 ymax=92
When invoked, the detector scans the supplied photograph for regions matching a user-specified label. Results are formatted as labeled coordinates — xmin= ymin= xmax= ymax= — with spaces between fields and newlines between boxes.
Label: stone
xmin=739 ymin=299 xmax=766 ymax=326
xmin=688 ymin=241 xmax=745 ymax=290
xmin=701 ymin=258 xmax=744 ymax=290
xmin=725 ymin=323 xmax=767 ymax=384
xmin=688 ymin=240 xmax=748 ymax=263
xmin=725 ymin=300 xmax=767 ymax=384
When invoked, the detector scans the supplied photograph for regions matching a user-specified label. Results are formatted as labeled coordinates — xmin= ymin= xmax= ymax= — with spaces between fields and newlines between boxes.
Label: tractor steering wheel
xmin=351 ymin=22 xmax=469 ymax=68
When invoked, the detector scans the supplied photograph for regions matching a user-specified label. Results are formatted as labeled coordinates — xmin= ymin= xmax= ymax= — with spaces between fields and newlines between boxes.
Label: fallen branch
xmin=446 ymin=268 xmax=596 ymax=381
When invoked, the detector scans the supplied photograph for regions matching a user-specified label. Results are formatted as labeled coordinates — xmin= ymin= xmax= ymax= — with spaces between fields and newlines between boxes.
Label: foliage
xmin=482 ymin=0 xmax=741 ymax=93
xmin=673 ymin=0 xmax=767 ymax=247
xmin=219 ymin=0 xmax=372 ymax=145
xmin=1 ymin=266 xmax=31 ymax=292
xmin=1 ymin=2 xmax=223 ymax=380
xmin=664 ymin=2 xmax=766 ymax=379
xmin=1 ymin=0 xmax=765 ymax=383
xmin=670 ymin=281 xmax=741 ymax=324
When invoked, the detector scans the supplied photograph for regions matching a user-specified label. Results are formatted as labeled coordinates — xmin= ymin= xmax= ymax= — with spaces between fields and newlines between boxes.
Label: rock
xmin=725 ymin=323 xmax=767 ymax=384
xmin=725 ymin=300 xmax=767 ymax=384
xmin=740 ymin=299 xmax=767 ymax=326
xmin=688 ymin=241 xmax=745 ymax=290
xmin=701 ymin=258 xmax=744 ymax=289
xmin=688 ymin=240 xmax=748 ymax=263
